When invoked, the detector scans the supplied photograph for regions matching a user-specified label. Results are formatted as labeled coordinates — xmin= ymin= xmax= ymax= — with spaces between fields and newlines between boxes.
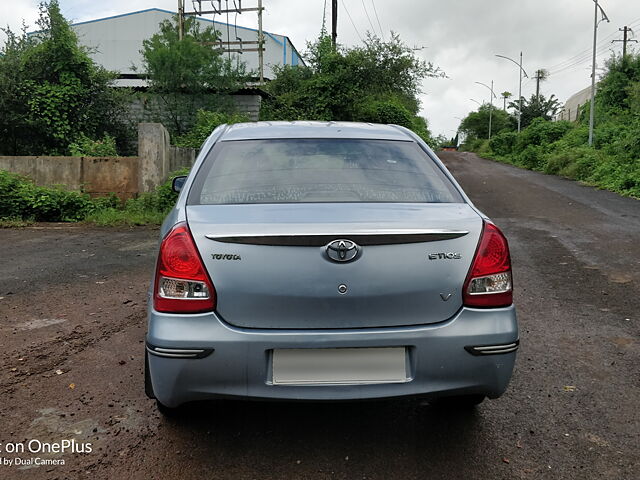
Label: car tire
xmin=155 ymin=399 xmax=182 ymax=417
xmin=432 ymin=394 xmax=485 ymax=409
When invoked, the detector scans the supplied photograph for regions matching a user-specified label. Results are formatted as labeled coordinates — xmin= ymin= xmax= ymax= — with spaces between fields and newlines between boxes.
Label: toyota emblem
xmin=325 ymin=239 xmax=359 ymax=263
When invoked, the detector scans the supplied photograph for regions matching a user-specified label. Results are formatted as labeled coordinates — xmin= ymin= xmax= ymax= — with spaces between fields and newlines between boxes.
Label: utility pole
xmin=178 ymin=0 xmax=184 ymax=40
xmin=258 ymin=0 xmax=264 ymax=83
xmin=589 ymin=0 xmax=609 ymax=147
xmin=534 ymin=70 xmax=543 ymax=97
xmin=331 ymin=0 xmax=338 ymax=48
xmin=183 ymin=1 xmax=266 ymax=84
xmin=613 ymin=26 xmax=638 ymax=57
xmin=489 ymin=80 xmax=494 ymax=140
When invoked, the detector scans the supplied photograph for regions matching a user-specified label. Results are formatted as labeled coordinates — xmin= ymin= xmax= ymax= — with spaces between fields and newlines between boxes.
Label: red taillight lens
xmin=463 ymin=221 xmax=513 ymax=308
xmin=154 ymin=222 xmax=216 ymax=313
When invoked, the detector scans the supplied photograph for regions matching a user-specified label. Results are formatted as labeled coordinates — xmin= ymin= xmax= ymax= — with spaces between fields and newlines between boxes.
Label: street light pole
xmin=589 ymin=0 xmax=609 ymax=146
xmin=470 ymin=98 xmax=483 ymax=107
xmin=475 ymin=81 xmax=497 ymax=139
xmin=495 ymin=53 xmax=528 ymax=132
xmin=518 ymin=52 xmax=523 ymax=132
xmin=489 ymin=80 xmax=493 ymax=140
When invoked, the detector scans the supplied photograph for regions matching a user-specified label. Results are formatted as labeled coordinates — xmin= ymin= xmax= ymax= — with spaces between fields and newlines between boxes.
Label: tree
xmin=500 ymin=91 xmax=512 ymax=111
xmin=0 ymin=1 xmax=127 ymax=155
xmin=260 ymin=33 xmax=445 ymax=144
xmin=139 ymin=16 xmax=248 ymax=135
xmin=460 ymin=104 xmax=515 ymax=140
xmin=508 ymin=94 xmax=562 ymax=128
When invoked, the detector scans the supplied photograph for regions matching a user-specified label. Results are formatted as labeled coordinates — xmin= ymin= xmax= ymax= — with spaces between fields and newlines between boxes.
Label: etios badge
xmin=326 ymin=239 xmax=359 ymax=263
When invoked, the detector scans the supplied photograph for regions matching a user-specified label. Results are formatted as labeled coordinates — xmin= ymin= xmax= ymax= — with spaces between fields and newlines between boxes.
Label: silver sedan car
xmin=145 ymin=121 xmax=518 ymax=414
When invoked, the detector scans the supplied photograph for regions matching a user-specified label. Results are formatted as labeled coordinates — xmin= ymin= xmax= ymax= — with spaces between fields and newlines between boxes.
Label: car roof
xmin=219 ymin=121 xmax=414 ymax=141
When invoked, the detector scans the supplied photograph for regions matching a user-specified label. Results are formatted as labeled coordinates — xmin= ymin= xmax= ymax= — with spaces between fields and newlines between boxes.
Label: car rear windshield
xmin=188 ymin=139 xmax=464 ymax=205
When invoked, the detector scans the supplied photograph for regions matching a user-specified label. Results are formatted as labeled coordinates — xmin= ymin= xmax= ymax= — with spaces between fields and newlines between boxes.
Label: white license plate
xmin=272 ymin=347 xmax=408 ymax=385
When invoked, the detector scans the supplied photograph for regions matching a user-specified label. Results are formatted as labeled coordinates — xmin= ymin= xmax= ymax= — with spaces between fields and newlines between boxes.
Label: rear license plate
xmin=272 ymin=347 xmax=408 ymax=385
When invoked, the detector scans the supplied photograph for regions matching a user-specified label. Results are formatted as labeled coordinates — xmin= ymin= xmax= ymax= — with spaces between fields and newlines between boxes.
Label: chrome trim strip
xmin=154 ymin=347 xmax=205 ymax=354
xmin=206 ymin=230 xmax=469 ymax=246
xmin=465 ymin=339 xmax=520 ymax=356
xmin=146 ymin=344 xmax=214 ymax=359
xmin=146 ymin=347 xmax=197 ymax=358
xmin=478 ymin=347 xmax=519 ymax=354
xmin=474 ymin=342 xmax=518 ymax=351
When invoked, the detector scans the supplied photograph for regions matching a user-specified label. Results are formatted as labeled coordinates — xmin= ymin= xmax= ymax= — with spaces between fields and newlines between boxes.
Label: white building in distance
xmin=70 ymin=8 xmax=305 ymax=87
xmin=556 ymin=85 xmax=592 ymax=122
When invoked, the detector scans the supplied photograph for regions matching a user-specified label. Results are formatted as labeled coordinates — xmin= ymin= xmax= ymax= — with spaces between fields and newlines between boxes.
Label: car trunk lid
xmin=187 ymin=203 xmax=482 ymax=329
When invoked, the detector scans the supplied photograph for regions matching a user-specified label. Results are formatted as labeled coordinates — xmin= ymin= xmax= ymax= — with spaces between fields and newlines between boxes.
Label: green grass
xmin=0 ymin=217 xmax=34 ymax=228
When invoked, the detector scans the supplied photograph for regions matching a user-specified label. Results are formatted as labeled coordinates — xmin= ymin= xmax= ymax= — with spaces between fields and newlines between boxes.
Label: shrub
xmin=558 ymin=148 xmax=599 ymax=180
xmin=489 ymin=131 xmax=517 ymax=156
xmin=174 ymin=110 xmax=250 ymax=149
xmin=514 ymin=118 xmax=573 ymax=150
xmin=0 ymin=170 xmax=32 ymax=218
xmin=358 ymin=100 xmax=414 ymax=128
xmin=514 ymin=144 xmax=546 ymax=170
xmin=0 ymin=167 xmax=190 ymax=224
xmin=68 ymin=133 xmax=119 ymax=156
xmin=0 ymin=170 xmax=93 ymax=221
xmin=461 ymin=137 xmax=486 ymax=152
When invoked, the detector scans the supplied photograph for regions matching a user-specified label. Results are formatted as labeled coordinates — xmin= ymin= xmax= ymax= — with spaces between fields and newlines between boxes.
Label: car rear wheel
xmin=155 ymin=399 xmax=182 ymax=417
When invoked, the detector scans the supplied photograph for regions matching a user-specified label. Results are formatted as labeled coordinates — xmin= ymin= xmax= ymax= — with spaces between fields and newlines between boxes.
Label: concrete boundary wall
xmin=0 ymin=123 xmax=198 ymax=197
xmin=137 ymin=123 xmax=196 ymax=192
xmin=0 ymin=155 xmax=139 ymax=198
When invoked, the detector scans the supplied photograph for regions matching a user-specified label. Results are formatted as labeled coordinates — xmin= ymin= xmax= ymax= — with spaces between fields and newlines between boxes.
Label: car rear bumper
xmin=146 ymin=306 xmax=518 ymax=407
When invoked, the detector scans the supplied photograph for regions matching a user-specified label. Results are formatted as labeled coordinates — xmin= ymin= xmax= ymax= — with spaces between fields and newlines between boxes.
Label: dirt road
xmin=0 ymin=152 xmax=638 ymax=479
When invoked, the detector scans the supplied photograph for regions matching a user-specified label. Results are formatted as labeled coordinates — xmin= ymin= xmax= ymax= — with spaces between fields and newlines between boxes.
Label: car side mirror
xmin=172 ymin=175 xmax=187 ymax=193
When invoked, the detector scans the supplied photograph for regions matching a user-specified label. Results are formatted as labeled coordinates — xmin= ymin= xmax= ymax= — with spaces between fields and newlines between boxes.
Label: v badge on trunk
xmin=440 ymin=293 xmax=453 ymax=301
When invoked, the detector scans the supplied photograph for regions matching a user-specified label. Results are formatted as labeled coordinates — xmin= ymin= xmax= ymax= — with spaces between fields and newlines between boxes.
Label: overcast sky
xmin=2 ymin=0 xmax=640 ymax=136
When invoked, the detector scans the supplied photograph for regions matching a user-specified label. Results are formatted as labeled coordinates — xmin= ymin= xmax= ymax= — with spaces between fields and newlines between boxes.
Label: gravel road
xmin=0 ymin=151 xmax=638 ymax=480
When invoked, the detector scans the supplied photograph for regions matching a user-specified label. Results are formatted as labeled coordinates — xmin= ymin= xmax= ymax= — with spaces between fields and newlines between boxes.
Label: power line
xmin=547 ymin=16 xmax=640 ymax=72
xmin=360 ymin=0 xmax=376 ymax=35
xmin=370 ymin=0 xmax=384 ymax=39
xmin=548 ymin=41 xmax=615 ymax=76
xmin=340 ymin=0 xmax=364 ymax=43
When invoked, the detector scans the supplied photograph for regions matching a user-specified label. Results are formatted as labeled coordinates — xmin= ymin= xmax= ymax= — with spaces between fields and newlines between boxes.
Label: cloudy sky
xmin=2 ymin=0 xmax=640 ymax=136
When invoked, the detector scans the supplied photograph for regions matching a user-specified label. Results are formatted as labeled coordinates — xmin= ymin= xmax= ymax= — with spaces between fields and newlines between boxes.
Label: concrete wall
xmin=137 ymin=123 xmax=196 ymax=192
xmin=0 ymin=156 xmax=83 ymax=190
xmin=0 ymin=156 xmax=138 ymax=198
xmin=0 ymin=124 xmax=197 ymax=197
xmin=126 ymin=93 xmax=261 ymax=136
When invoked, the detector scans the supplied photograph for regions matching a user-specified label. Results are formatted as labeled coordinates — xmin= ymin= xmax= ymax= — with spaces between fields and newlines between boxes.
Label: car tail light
xmin=463 ymin=221 xmax=513 ymax=308
xmin=154 ymin=222 xmax=216 ymax=313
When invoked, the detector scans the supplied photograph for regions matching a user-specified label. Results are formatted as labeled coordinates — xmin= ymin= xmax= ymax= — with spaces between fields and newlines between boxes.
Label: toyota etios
xmin=145 ymin=121 xmax=518 ymax=413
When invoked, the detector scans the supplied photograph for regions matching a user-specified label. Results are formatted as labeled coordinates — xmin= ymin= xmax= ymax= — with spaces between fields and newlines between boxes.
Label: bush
xmin=513 ymin=144 xmax=546 ymax=171
xmin=489 ymin=131 xmax=517 ymax=156
xmin=461 ymin=138 xmax=487 ymax=152
xmin=514 ymin=118 xmax=573 ymax=150
xmin=0 ymin=167 xmax=190 ymax=225
xmin=0 ymin=170 xmax=93 ymax=221
xmin=358 ymin=100 xmax=414 ymax=128
xmin=68 ymin=133 xmax=119 ymax=156
xmin=589 ymin=155 xmax=640 ymax=197
xmin=174 ymin=110 xmax=250 ymax=149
